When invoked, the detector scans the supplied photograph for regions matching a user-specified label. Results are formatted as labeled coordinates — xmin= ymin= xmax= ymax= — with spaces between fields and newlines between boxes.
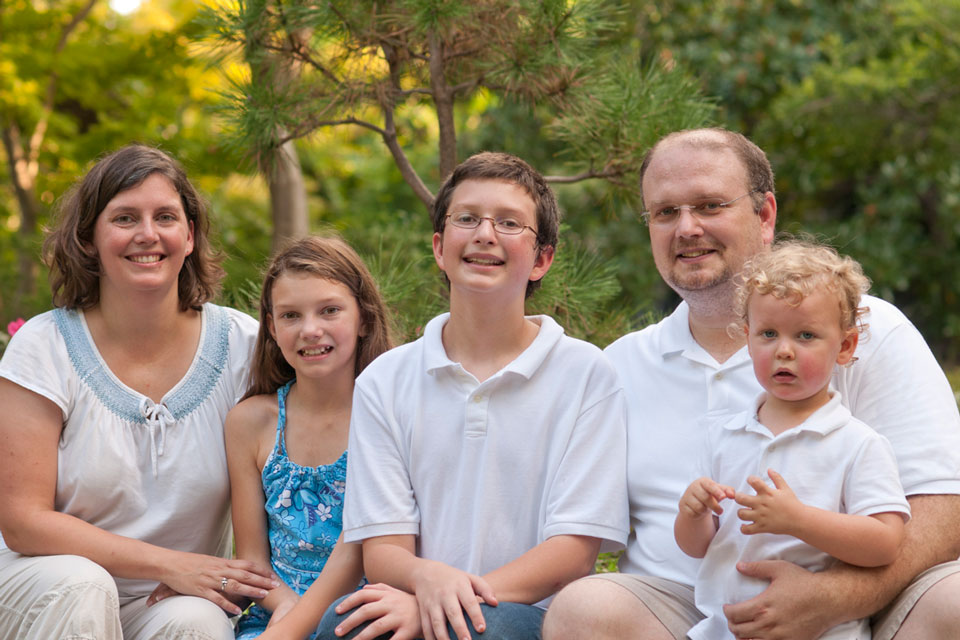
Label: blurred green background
xmin=2 ymin=0 xmax=958 ymax=397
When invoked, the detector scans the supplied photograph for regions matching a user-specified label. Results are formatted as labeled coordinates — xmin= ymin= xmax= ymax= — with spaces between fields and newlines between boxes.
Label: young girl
xmin=227 ymin=235 xmax=393 ymax=639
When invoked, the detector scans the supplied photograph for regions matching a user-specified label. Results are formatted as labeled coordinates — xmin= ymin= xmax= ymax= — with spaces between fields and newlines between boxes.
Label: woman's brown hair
xmin=42 ymin=144 xmax=224 ymax=311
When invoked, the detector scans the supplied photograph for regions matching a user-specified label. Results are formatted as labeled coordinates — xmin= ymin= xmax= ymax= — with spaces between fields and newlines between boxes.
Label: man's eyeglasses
xmin=641 ymin=191 xmax=759 ymax=226
xmin=445 ymin=212 xmax=537 ymax=236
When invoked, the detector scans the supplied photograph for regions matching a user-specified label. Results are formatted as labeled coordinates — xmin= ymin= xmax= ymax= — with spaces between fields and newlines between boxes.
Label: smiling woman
xmin=0 ymin=145 xmax=274 ymax=639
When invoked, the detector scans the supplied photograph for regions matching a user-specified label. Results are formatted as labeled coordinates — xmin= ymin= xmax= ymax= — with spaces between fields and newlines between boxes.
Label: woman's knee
xmin=0 ymin=554 xmax=121 ymax=640
xmin=123 ymin=595 xmax=233 ymax=640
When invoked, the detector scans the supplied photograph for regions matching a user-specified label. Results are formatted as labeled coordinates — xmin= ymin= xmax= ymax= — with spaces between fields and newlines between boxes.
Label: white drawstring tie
xmin=139 ymin=397 xmax=175 ymax=477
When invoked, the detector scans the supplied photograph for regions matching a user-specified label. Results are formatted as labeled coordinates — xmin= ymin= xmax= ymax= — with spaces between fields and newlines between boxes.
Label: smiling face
xmin=746 ymin=289 xmax=858 ymax=412
xmin=91 ymin=173 xmax=194 ymax=300
xmin=432 ymin=178 xmax=553 ymax=302
xmin=642 ymin=141 xmax=775 ymax=298
xmin=268 ymin=273 xmax=364 ymax=382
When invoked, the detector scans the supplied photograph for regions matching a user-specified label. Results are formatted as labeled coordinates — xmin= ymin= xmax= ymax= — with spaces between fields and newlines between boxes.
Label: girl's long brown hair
xmin=243 ymin=235 xmax=393 ymax=399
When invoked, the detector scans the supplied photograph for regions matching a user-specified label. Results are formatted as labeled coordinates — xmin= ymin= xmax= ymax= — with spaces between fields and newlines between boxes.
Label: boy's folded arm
xmin=363 ymin=535 xmax=495 ymax=640
xmin=361 ymin=534 xmax=421 ymax=590
xmin=482 ymin=534 xmax=601 ymax=604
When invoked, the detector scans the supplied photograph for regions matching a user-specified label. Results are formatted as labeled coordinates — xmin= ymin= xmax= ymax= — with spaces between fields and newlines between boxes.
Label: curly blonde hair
xmin=734 ymin=239 xmax=870 ymax=333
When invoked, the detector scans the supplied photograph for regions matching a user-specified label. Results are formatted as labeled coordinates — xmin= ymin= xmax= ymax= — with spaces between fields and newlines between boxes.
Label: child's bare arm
xmin=225 ymin=399 xmax=291 ymax=613
xmin=482 ymin=534 xmax=600 ymax=604
xmin=257 ymin=535 xmax=364 ymax=639
xmin=736 ymin=469 xmax=906 ymax=567
xmin=674 ymin=477 xmax=736 ymax=558
xmin=363 ymin=535 xmax=495 ymax=640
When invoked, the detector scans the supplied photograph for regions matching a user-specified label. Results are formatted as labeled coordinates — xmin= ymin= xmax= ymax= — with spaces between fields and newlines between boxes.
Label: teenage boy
xmin=318 ymin=152 xmax=629 ymax=640
xmin=543 ymin=128 xmax=960 ymax=640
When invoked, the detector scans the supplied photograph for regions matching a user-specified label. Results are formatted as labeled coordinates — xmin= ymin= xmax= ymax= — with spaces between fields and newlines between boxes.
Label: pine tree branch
xmin=544 ymin=167 xmax=621 ymax=184
xmin=374 ymin=38 xmax=435 ymax=209
xmin=381 ymin=107 xmax=434 ymax=209
xmin=263 ymin=39 xmax=342 ymax=85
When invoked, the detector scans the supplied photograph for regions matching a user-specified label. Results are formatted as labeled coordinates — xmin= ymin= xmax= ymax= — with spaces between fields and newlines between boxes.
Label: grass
xmin=947 ymin=367 xmax=960 ymax=409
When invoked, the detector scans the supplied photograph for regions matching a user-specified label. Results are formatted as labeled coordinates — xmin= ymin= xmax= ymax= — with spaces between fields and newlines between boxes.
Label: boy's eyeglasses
xmin=641 ymin=191 xmax=759 ymax=226
xmin=445 ymin=213 xmax=537 ymax=236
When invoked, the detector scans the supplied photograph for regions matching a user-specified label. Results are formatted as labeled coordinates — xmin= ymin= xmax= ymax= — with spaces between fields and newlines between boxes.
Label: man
xmin=542 ymin=128 xmax=960 ymax=640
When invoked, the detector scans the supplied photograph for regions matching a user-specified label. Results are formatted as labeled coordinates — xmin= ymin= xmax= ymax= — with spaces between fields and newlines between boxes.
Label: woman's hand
xmin=149 ymin=552 xmax=278 ymax=614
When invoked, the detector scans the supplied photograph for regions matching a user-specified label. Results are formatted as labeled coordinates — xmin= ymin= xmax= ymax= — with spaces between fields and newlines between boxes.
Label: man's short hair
xmin=432 ymin=152 xmax=560 ymax=297
xmin=640 ymin=128 xmax=775 ymax=213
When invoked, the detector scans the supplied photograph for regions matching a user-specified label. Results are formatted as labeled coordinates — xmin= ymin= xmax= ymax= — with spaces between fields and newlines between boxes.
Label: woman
xmin=0 ymin=145 xmax=275 ymax=639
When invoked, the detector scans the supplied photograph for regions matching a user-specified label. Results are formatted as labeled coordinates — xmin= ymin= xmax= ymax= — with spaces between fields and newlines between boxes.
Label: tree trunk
xmin=1 ymin=125 xmax=40 ymax=312
xmin=265 ymin=136 xmax=309 ymax=255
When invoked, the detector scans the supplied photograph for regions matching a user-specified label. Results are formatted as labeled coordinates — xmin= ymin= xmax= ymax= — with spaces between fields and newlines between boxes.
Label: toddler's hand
xmin=679 ymin=477 xmax=736 ymax=519
xmin=736 ymin=468 xmax=804 ymax=535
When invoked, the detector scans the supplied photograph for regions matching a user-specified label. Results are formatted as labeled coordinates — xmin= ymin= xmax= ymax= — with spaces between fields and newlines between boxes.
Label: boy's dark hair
xmin=43 ymin=144 xmax=223 ymax=311
xmin=431 ymin=152 xmax=560 ymax=298
xmin=243 ymin=235 xmax=394 ymax=399
xmin=640 ymin=128 xmax=775 ymax=214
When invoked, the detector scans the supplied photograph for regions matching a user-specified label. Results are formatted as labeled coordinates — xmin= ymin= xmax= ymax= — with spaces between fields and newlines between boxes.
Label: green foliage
xmin=199 ymin=0 xmax=715 ymax=195
xmin=755 ymin=0 xmax=960 ymax=360
xmin=621 ymin=0 xmax=960 ymax=363
xmin=0 ymin=0 xmax=250 ymax=321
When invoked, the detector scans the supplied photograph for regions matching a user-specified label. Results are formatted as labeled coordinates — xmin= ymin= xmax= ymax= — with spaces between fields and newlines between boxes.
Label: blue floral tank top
xmin=235 ymin=381 xmax=349 ymax=638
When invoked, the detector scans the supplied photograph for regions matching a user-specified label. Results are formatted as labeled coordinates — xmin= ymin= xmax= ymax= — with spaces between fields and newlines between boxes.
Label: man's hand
xmin=410 ymin=559 xmax=497 ymax=640
xmin=736 ymin=469 xmax=804 ymax=536
xmin=723 ymin=560 xmax=834 ymax=640
xmin=679 ymin=476 xmax=736 ymax=519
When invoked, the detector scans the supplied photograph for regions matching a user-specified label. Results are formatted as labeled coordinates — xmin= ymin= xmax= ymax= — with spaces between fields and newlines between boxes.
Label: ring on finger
xmin=220 ymin=577 xmax=228 ymax=592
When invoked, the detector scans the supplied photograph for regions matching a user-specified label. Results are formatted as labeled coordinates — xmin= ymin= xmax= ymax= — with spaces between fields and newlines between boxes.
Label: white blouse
xmin=0 ymin=303 xmax=257 ymax=603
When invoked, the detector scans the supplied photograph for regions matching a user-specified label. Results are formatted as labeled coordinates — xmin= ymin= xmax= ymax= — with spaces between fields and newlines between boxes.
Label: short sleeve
xmin=0 ymin=312 xmax=73 ymax=418
xmin=844 ymin=432 xmax=911 ymax=522
xmin=223 ymin=306 xmax=259 ymax=404
xmin=541 ymin=364 xmax=630 ymax=549
xmin=342 ymin=377 xmax=420 ymax=542
xmin=838 ymin=310 xmax=960 ymax=496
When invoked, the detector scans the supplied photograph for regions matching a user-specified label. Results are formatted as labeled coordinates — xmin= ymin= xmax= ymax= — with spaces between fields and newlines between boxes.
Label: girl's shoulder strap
xmin=272 ymin=380 xmax=294 ymax=456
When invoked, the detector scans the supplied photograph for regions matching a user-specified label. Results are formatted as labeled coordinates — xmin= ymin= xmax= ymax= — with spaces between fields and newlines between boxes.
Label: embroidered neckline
xmin=53 ymin=304 xmax=231 ymax=425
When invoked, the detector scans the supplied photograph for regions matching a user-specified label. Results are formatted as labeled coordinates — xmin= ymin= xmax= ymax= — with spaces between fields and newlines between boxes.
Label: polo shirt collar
xmin=726 ymin=390 xmax=852 ymax=437
xmin=422 ymin=312 xmax=564 ymax=380
xmin=659 ymin=302 xmax=751 ymax=369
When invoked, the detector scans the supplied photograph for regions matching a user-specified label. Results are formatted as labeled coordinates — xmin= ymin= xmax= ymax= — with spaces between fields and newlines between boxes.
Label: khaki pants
xmin=0 ymin=549 xmax=234 ymax=640
xmin=586 ymin=560 xmax=960 ymax=640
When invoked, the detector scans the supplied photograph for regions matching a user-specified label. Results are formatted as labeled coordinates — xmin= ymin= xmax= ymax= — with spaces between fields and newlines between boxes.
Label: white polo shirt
xmin=606 ymin=295 xmax=960 ymax=587
xmin=689 ymin=392 xmax=910 ymax=640
xmin=343 ymin=313 xmax=629 ymax=605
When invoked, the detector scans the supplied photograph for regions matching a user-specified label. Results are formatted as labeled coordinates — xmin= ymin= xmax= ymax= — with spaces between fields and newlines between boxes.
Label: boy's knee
xmin=472 ymin=602 xmax=544 ymax=640
xmin=315 ymin=595 xmax=353 ymax=637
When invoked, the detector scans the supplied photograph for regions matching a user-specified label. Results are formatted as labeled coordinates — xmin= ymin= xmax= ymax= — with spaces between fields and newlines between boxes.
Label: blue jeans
xmin=316 ymin=594 xmax=544 ymax=640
